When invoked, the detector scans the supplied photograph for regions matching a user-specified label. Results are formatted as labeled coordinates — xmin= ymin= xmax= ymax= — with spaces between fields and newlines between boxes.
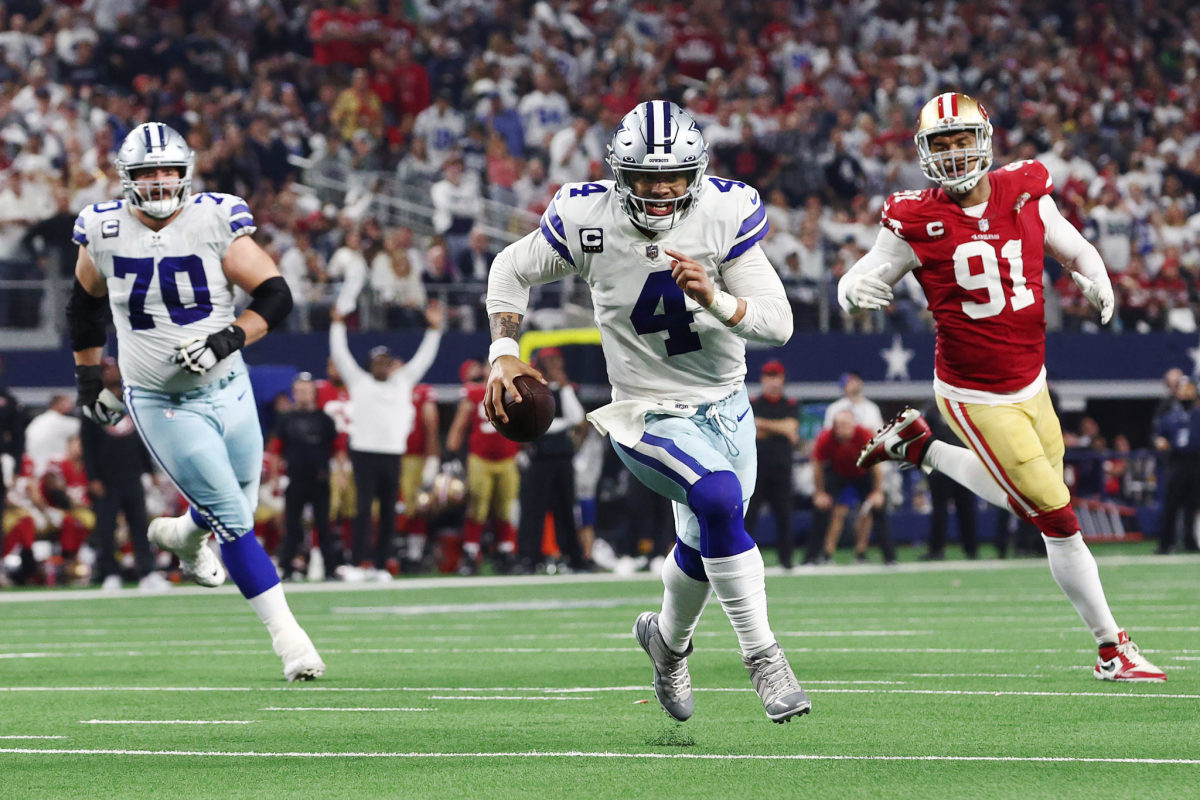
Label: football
xmin=492 ymin=375 xmax=556 ymax=442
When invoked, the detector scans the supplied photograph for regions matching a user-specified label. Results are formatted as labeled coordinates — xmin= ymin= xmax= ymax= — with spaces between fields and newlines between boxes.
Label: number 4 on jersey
xmin=630 ymin=271 xmax=702 ymax=356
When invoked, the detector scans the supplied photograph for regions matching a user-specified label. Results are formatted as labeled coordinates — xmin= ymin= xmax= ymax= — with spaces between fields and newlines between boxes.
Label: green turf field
xmin=1 ymin=552 xmax=1197 ymax=799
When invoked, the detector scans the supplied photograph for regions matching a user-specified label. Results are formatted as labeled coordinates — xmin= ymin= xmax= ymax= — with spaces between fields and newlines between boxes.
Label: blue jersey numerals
xmin=112 ymin=255 xmax=213 ymax=330
xmin=630 ymin=271 xmax=702 ymax=356
xmin=568 ymin=183 xmax=607 ymax=198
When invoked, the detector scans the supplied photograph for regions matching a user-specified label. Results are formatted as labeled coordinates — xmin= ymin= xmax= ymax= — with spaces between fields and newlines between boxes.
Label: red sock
xmin=410 ymin=517 xmax=427 ymax=536
xmin=59 ymin=516 xmax=88 ymax=556
xmin=463 ymin=519 xmax=484 ymax=546
xmin=496 ymin=520 xmax=517 ymax=553
xmin=3 ymin=516 xmax=36 ymax=556
xmin=1037 ymin=505 xmax=1081 ymax=538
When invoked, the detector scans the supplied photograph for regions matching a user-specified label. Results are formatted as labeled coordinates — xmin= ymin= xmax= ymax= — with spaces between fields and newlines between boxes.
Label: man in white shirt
xmin=24 ymin=395 xmax=81 ymax=477
xmin=329 ymin=303 xmax=443 ymax=578
xmin=822 ymin=372 xmax=884 ymax=431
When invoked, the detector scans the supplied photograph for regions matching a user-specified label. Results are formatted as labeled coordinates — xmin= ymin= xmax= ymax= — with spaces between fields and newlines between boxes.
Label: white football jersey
xmin=535 ymin=177 xmax=769 ymax=403
xmin=73 ymin=192 xmax=253 ymax=393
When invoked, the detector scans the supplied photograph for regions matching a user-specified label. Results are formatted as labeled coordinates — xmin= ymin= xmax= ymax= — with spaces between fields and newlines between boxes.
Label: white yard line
xmin=80 ymin=720 xmax=254 ymax=725
xmin=0 ymin=747 xmax=1196 ymax=764
xmin=0 ymin=735 xmax=65 ymax=740
xmin=426 ymin=696 xmax=594 ymax=701
xmin=260 ymin=707 xmax=435 ymax=712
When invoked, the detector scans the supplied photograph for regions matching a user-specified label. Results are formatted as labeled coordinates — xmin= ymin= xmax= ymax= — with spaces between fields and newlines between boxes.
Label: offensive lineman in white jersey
xmin=486 ymin=101 xmax=809 ymax=722
xmin=68 ymin=122 xmax=324 ymax=681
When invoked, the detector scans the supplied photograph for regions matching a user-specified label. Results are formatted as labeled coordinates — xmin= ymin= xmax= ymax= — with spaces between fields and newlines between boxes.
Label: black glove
xmin=173 ymin=325 xmax=246 ymax=375
xmin=75 ymin=364 xmax=125 ymax=425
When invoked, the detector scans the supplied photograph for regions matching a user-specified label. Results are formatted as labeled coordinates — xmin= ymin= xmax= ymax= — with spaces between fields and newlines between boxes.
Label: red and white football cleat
xmin=1094 ymin=630 xmax=1166 ymax=682
xmin=857 ymin=406 xmax=933 ymax=470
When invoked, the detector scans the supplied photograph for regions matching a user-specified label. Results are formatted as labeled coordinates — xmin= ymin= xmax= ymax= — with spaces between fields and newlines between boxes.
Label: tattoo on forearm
xmin=489 ymin=312 xmax=523 ymax=341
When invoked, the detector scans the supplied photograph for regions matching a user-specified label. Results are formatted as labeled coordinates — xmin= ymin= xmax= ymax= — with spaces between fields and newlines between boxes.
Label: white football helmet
xmin=915 ymin=92 xmax=993 ymax=193
xmin=116 ymin=122 xmax=195 ymax=218
xmin=607 ymin=100 xmax=709 ymax=231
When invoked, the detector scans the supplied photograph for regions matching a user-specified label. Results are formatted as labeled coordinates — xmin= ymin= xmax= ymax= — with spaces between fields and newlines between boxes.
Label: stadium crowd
xmin=3 ymin=0 xmax=1200 ymax=333
xmin=3 ymin=0 xmax=1200 ymax=585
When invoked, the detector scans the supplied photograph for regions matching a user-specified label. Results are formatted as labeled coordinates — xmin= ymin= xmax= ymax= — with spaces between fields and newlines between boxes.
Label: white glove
xmin=1071 ymin=272 xmax=1115 ymax=324
xmin=175 ymin=338 xmax=219 ymax=375
xmin=81 ymin=388 xmax=126 ymax=426
xmin=843 ymin=265 xmax=895 ymax=311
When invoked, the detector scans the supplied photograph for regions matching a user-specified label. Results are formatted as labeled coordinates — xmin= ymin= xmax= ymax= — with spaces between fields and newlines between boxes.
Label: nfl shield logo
xmin=978 ymin=219 xmax=990 ymax=232
xmin=646 ymin=244 xmax=659 ymax=259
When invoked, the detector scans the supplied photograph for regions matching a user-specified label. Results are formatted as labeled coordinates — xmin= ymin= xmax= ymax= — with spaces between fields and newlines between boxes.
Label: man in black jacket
xmin=79 ymin=360 xmax=160 ymax=589
xmin=272 ymin=373 xmax=341 ymax=580
xmin=745 ymin=360 xmax=799 ymax=569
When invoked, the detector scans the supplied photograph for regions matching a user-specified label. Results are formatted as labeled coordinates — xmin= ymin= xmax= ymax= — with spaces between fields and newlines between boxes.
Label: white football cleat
xmin=148 ymin=516 xmax=225 ymax=588
xmin=274 ymin=627 xmax=326 ymax=682
xmin=1094 ymin=630 xmax=1166 ymax=682
xmin=743 ymin=643 xmax=812 ymax=723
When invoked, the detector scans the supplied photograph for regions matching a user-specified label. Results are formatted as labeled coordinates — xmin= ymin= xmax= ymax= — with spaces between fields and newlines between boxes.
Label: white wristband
xmin=706 ymin=290 xmax=739 ymax=323
xmin=488 ymin=338 xmax=521 ymax=364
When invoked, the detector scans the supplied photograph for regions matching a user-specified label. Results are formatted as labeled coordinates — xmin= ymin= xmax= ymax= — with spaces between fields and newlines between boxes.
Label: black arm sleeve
xmin=246 ymin=276 xmax=293 ymax=331
xmin=67 ymin=279 xmax=111 ymax=351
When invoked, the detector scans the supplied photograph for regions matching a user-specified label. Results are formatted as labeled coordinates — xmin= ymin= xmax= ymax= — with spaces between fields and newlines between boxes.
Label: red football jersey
xmin=316 ymin=379 xmax=352 ymax=454
xmin=882 ymin=160 xmax=1055 ymax=393
xmin=463 ymin=383 xmax=522 ymax=461
xmin=406 ymin=384 xmax=437 ymax=455
xmin=812 ymin=425 xmax=874 ymax=480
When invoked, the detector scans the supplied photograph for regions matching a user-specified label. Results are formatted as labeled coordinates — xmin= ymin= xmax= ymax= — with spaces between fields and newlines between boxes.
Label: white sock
xmin=247 ymin=584 xmax=304 ymax=651
xmin=658 ymin=550 xmax=712 ymax=654
xmin=1042 ymin=533 xmax=1120 ymax=644
xmin=703 ymin=547 xmax=775 ymax=657
xmin=406 ymin=534 xmax=426 ymax=560
xmin=925 ymin=441 xmax=1011 ymax=508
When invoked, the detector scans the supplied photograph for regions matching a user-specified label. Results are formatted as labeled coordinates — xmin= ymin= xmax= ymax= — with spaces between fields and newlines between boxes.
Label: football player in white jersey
xmin=486 ymin=101 xmax=809 ymax=723
xmin=67 ymin=122 xmax=324 ymax=682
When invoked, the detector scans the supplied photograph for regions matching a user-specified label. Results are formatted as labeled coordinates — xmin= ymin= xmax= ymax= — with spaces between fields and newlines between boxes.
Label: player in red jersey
xmin=397 ymin=382 xmax=439 ymax=571
xmin=446 ymin=359 xmax=521 ymax=574
xmin=839 ymin=92 xmax=1164 ymax=683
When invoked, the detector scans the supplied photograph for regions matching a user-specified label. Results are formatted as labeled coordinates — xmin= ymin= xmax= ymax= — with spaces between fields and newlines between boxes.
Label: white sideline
xmin=0 ymin=686 xmax=1192 ymax=699
xmin=1 ymin=747 xmax=1197 ymax=764
xmin=0 ymin=554 xmax=1193 ymax=603
xmin=427 ymin=696 xmax=594 ymax=701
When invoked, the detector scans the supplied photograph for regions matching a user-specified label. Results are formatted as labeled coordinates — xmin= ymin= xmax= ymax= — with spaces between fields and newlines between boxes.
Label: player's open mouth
xmin=646 ymin=201 xmax=673 ymax=216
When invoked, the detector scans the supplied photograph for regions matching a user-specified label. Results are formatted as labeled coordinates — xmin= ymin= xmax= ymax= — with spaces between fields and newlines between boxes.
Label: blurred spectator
xmin=1153 ymin=377 xmax=1200 ymax=553
xmin=823 ymin=371 xmax=883 ymax=431
xmin=430 ymin=154 xmax=483 ymax=264
xmin=745 ymin=360 xmax=799 ymax=570
xmin=79 ymin=361 xmax=159 ymax=590
xmin=413 ymin=89 xmax=465 ymax=168
xmin=371 ymin=226 xmax=428 ymax=328
xmin=397 ymin=381 xmax=439 ymax=573
xmin=271 ymin=373 xmax=341 ymax=581
xmin=806 ymin=409 xmax=895 ymax=565
xmin=329 ymin=302 xmax=443 ymax=578
xmin=24 ymin=395 xmax=79 ymax=478
xmin=517 ymin=70 xmax=568 ymax=160
xmin=455 ymin=226 xmax=496 ymax=283
xmin=446 ymin=358 xmax=521 ymax=575
xmin=331 ymin=68 xmax=384 ymax=143
xmin=515 ymin=348 xmax=585 ymax=573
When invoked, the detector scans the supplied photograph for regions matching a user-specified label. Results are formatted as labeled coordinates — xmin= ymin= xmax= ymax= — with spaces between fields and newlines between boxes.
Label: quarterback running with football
xmin=840 ymin=93 xmax=1165 ymax=682
xmin=68 ymin=122 xmax=324 ymax=681
xmin=486 ymin=101 xmax=809 ymax=722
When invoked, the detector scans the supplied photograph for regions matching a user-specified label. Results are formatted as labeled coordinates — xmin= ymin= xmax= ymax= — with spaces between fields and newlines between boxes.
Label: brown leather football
xmin=493 ymin=375 xmax=556 ymax=442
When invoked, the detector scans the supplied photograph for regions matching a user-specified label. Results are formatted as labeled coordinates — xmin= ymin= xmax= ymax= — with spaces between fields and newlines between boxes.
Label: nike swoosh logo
xmin=737 ymin=408 xmax=750 ymax=421
xmin=237 ymin=391 xmax=247 ymax=401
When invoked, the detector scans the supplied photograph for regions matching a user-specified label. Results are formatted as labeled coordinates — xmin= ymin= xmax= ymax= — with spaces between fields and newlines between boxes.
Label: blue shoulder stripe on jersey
xmin=230 ymin=218 xmax=255 ymax=233
xmin=544 ymin=199 xmax=567 ymax=242
xmin=539 ymin=219 xmax=575 ymax=266
xmin=73 ymin=215 xmax=88 ymax=245
xmin=230 ymin=203 xmax=251 ymax=217
xmin=724 ymin=218 xmax=770 ymax=262
xmin=735 ymin=203 xmax=766 ymax=238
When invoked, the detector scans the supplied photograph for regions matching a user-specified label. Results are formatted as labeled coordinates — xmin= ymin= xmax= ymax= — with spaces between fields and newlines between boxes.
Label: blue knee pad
xmin=687 ymin=471 xmax=755 ymax=558
xmin=673 ymin=538 xmax=708 ymax=581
